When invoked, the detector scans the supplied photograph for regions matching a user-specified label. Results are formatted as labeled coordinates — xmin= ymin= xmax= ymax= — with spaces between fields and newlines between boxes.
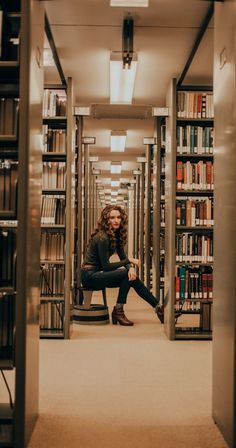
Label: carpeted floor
xmin=27 ymin=289 xmax=228 ymax=448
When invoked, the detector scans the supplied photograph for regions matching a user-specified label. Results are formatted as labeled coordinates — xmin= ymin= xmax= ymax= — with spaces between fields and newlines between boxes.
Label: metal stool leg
xmin=102 ymin=289 xmax=107 ymax=307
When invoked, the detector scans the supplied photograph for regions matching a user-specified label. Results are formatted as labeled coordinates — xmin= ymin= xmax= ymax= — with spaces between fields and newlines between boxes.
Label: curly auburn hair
xmin=90 ymin=205 xmax=128 ymax=249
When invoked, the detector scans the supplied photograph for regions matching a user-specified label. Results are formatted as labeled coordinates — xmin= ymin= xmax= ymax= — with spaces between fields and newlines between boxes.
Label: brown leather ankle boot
xmin=112 ymin=306 xmax=134 ymax=326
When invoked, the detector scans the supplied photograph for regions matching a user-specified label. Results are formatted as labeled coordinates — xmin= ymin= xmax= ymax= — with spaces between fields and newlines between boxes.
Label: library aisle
xmin=27 ymin=290 xmax=226 ymax=448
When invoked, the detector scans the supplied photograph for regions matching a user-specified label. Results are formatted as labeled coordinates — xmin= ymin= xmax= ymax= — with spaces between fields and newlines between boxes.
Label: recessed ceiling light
xmin=111 ymin=131 xmax=127 ymax=152
xmin=110 ymin=163 xmax=122 ymax=174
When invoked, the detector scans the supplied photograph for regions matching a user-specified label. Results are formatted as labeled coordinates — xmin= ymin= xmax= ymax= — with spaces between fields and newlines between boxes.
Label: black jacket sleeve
xmin=97 ymin=235 xmax=129 ymax=271
xmin=117 ymin=245 xmax=131 ymax=270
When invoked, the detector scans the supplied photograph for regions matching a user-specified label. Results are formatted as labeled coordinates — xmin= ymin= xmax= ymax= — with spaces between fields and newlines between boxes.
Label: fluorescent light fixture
xmin=89 ymin=156 xmax=99 ymax=162
xmin=111 ymin=181 xmax=120 ymax=187
xmin=111 ymin=131 xmax=127 ymax=152
xmin=110 ymin=51 xmax=138 ymax=104
xmin=110 ymin=0 xmax=148 ymax=6
xmin=110 ymin=163 xmax=122 ymax=174
xmin=133 ymin=169 xmax=141 ymax=175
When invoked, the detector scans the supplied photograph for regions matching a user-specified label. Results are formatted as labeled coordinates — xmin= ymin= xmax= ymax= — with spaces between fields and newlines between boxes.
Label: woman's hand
xmin=129 ymin=257 xmax=141 ymax=268
xmin=128 ymin=266 xmax=137 ymax=281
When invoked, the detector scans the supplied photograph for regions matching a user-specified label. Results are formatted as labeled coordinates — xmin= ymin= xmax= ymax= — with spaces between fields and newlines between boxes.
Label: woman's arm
xmin=97 ymin=236 xmax=129 ymax=271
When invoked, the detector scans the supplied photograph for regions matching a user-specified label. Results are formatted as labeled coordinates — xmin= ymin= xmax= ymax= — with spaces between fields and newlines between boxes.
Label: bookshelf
xmin=0 ymin=1 xmax=44 ymax=447
xmin=41 ymin=79 xmax=75 ymax=339
xmin=213 ymin=3 xmax=236 ymax=446
xmin=144 ymin=140 xmax=152 ymax=289
xmin=152 ymin=118 xmax=166 ymax=304
xmin=165 ymin=78 xmax=214 ymax=340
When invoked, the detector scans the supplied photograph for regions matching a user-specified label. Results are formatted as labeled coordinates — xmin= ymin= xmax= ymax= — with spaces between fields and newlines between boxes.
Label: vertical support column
xmin=213 ymin=2 xmax=236 ymax=446
xmin=76 ymin=116 xmax=83 ymax=287
xmin=87 ymin=161 xmax=92 ymax=240
xmin=153 ymin=120 xmax=161 ymax=300
xmin=139 ymin=162 xmax=145 ymax=281
xmin=128 ymin=186 xmax=134 ymax=257
xmin=133 ymin=179 xmax=137 ymax=257
xmin=143 ymin=140 xmax=154 ymax=289
xmin=64 ymin=77 xmax=74 ymax=339
xmin=15 ymin=1 xmax=44 ymax=446
xmin=83 ymin=143 xmax=89 ymax=255
xmin=135 ymin=172 xmax=141 ymax=259
xmin=165 ymin=78 xmax=177 ymax=340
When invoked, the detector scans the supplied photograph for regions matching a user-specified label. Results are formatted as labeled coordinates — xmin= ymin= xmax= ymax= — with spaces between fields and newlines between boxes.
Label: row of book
xmin=176 ymin=197 xmax=214 ymax=227
xmin=0 ymin=294 xmax=14 ymax=355
xmin=42 ymin=162 xmax=66 ymax=189
xmin=41 ymin=196 xmax=65 ymax=225
xmin=0 ymin=98 xmax=19 ymax=137
xmin=177 ymin=91 xmax=214 ymax=119
xmin=161 ymin=179 xmax=165 ymax=196
xmin=43 ymin=90 xmax=67 ymax=118
xmin=40 ymin=232 xmax=65 ymax=261
xmin=40 ymin=302 xmax=64 ymax=331
xmin=176 ymin=160 xmax=214 ymax=191
xmin=0 ymin=229 xmax=16 ymax=286
xmin=175 ymin=265 xmax=213 ymax=300
xmin=160 ymin=203 xmax=165 ymax=224
xmin=176 ymin=232 xmax=213 ymax=263
xmin=176 ymin=125 xmax=214 ymax=154
xmin=40 ymin=264 xmax=65 ymax=296
xmin=43 ymin=125 xmax=67 ymax=153
xmin=0 ymin=160 xmax=18 ymax=215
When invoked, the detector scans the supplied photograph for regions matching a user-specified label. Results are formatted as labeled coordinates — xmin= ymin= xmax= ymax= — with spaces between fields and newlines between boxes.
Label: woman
xmin=81 ymin=204 xmax=164 ymax=326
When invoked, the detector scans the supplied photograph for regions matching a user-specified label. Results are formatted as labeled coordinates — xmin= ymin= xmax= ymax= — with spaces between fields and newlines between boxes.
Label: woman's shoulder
xmin=93 ymin=230 xmax=109 ymax=243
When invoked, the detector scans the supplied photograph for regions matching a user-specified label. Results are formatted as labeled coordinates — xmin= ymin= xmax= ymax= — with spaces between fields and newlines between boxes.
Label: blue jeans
xmin=81 ymin=267 xmax=159 ymax=307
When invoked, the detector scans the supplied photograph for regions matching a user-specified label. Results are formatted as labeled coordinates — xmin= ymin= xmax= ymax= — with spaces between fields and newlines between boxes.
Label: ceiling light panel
xmin=110 ymin=163 xmax=122 ymax=174
xmin=110 ymin=0 xmax=148 ymax=6
xmin=110 ymin=52 xmax=138 ymax=104
xmin=111 ymin=131 xmax=127 ymax=152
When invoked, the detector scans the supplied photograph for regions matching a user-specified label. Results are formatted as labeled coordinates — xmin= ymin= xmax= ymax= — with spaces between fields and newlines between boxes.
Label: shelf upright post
xmin=14 ymin=0 xmax=44 ymax=446
xmin=64 ymin=77 xmax=74 ymax=339
xmin=165 ymin=78 xmax=177 ymax=340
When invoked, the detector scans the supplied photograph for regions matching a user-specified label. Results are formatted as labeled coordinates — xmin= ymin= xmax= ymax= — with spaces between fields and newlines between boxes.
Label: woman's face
xmin=108 ymin=209 xmax=122 ymax=230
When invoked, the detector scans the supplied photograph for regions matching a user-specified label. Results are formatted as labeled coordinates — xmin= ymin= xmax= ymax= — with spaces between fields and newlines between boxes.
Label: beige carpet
xmin=28 ymin=289 xmax=228 ymax=448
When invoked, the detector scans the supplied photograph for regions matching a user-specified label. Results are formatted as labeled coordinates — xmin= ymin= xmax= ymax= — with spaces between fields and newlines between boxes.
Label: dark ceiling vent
xmin=90 ymin=104 xmax=153 ymax=120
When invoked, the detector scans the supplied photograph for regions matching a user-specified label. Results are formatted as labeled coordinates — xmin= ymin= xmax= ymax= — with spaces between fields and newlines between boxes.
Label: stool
xmin=77 ymin=286 xmax=107 ymax=308
xmin=73 ymin=287 xmax=110 ymax=325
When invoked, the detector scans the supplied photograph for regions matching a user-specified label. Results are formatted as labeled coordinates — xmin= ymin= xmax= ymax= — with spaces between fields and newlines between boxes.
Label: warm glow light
xmin=110 ymin=52 xmax=138 ymax=104
xmin=110 ymin=0 xmax=148 ymax=6
xmin=43 ymin=48 xmax=55 ymax=67
xmin=110 ymin=163 xmax=122 ymax=174
xmin=111 ymin=131 xmax=127 ymax=152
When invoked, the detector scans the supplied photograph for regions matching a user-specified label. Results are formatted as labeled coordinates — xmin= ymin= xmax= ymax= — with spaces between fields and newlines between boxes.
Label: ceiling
xmin=44 ymin=0 xmax=214 ymax=196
